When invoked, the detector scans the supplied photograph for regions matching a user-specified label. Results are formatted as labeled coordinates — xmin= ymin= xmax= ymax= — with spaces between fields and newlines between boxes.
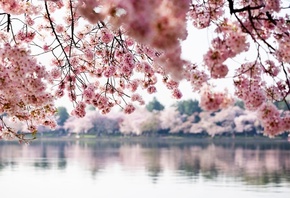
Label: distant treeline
xmin=4 ymin=98 xmax=290 ymax=138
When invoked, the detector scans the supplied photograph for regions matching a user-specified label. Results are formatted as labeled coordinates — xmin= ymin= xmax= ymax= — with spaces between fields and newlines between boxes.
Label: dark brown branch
xmin=69 ymin=0 xmax=77 ymax=48
xmin=247 ymin=9 xmax=275 ymax=51
xmin=0 ymin=13 xmax=11 ymax=32
xmin=44 ymin=1 xmax=70 ymax=63
xmin=7 ymin=13 xmax=10 ymax=32
xmin=228 ymin=0 xmax=264 ymax=14
xmin=266 ymin=12 xmax=277 ymax=25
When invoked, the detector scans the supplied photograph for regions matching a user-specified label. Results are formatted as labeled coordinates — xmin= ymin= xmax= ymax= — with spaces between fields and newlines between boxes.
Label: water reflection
xmin=0 ymin=139 xmax=290 ymax=186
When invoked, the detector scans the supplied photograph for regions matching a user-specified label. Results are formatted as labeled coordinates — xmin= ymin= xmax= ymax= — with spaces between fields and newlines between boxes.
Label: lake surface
xmin=0 ymin=138 xmax=290 ymax=198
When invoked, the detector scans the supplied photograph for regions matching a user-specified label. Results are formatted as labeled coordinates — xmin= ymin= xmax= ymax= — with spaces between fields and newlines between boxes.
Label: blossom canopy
xmin=0 ymin=0 xmax=290 ymax=141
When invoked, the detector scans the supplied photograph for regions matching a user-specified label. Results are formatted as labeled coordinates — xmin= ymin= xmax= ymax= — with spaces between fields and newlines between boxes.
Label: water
xmin=0 ymin=138 xmax=290 ymax=198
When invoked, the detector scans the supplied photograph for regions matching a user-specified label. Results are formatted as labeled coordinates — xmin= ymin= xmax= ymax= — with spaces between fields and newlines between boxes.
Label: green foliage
xmin=175 ymin=99 xmax=202 ymax=116
xmin=274 ymin=100 xmax=290 ymax=111
xmin=146 ymin=97 xmax=165 ymax=112
xmin=56 ymin=107 xmax=69 ymax=126
xmin=88 ymin=105 xmax=96 ymax=111
xmin=235 ymin=100 xmax=245 ymax=109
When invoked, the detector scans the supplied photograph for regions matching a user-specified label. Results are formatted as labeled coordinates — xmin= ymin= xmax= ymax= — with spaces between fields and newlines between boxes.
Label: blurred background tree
xmin=175 ymin=99 xmax=202 ymax=116
xmin=56 ymin=107 xmax=69 ymax=126
xmin=146 ymin=97 xmax=165 ymax=112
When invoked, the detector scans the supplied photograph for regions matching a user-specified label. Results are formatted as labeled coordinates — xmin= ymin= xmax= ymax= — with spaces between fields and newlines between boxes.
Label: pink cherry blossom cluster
xmin=0 ymin=44 xmax=56 ymax=140
xmin=234 ymin=58 xmax=290 ymax=135
xmin=257 ymin=102 xmax=290 ymax=137
xmin=183 ymin=64 xmax=209 ymax=92
xmin=234 ymin=75 xmax=266 ymax=110
xmin=0 ymin=0 xmax=40 ymax=15
xmin=239 ymin=0 xmax=281 ymax=13
xmin=189 ymin=0 xmax=225 ymax=29
xmin=264 ymin=0 xmax=281 ymax=12
xmin=276 ymin=31 xmax=290 ymax=63
xmin=200 ymin=85 xmax=234 ymax=112
xmin=131 ymin=93 xmax=145 ymax=105
xmin=204 ymin=20 xmax=249 ymax=78
xmin=124 ymin=103 xmax=135 ymax=114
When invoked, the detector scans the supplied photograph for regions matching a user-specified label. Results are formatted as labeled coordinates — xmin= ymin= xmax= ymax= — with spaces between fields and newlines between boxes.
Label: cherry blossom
xmin=0 ymin=0 xmax=290 ymax=140
xmin=200 ymin=85 xmax=234 ymax=111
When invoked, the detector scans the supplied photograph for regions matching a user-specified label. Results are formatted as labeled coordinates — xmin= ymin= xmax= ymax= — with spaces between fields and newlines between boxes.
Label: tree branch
xmin=228 ymin=0 xmax=264 ymax=14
